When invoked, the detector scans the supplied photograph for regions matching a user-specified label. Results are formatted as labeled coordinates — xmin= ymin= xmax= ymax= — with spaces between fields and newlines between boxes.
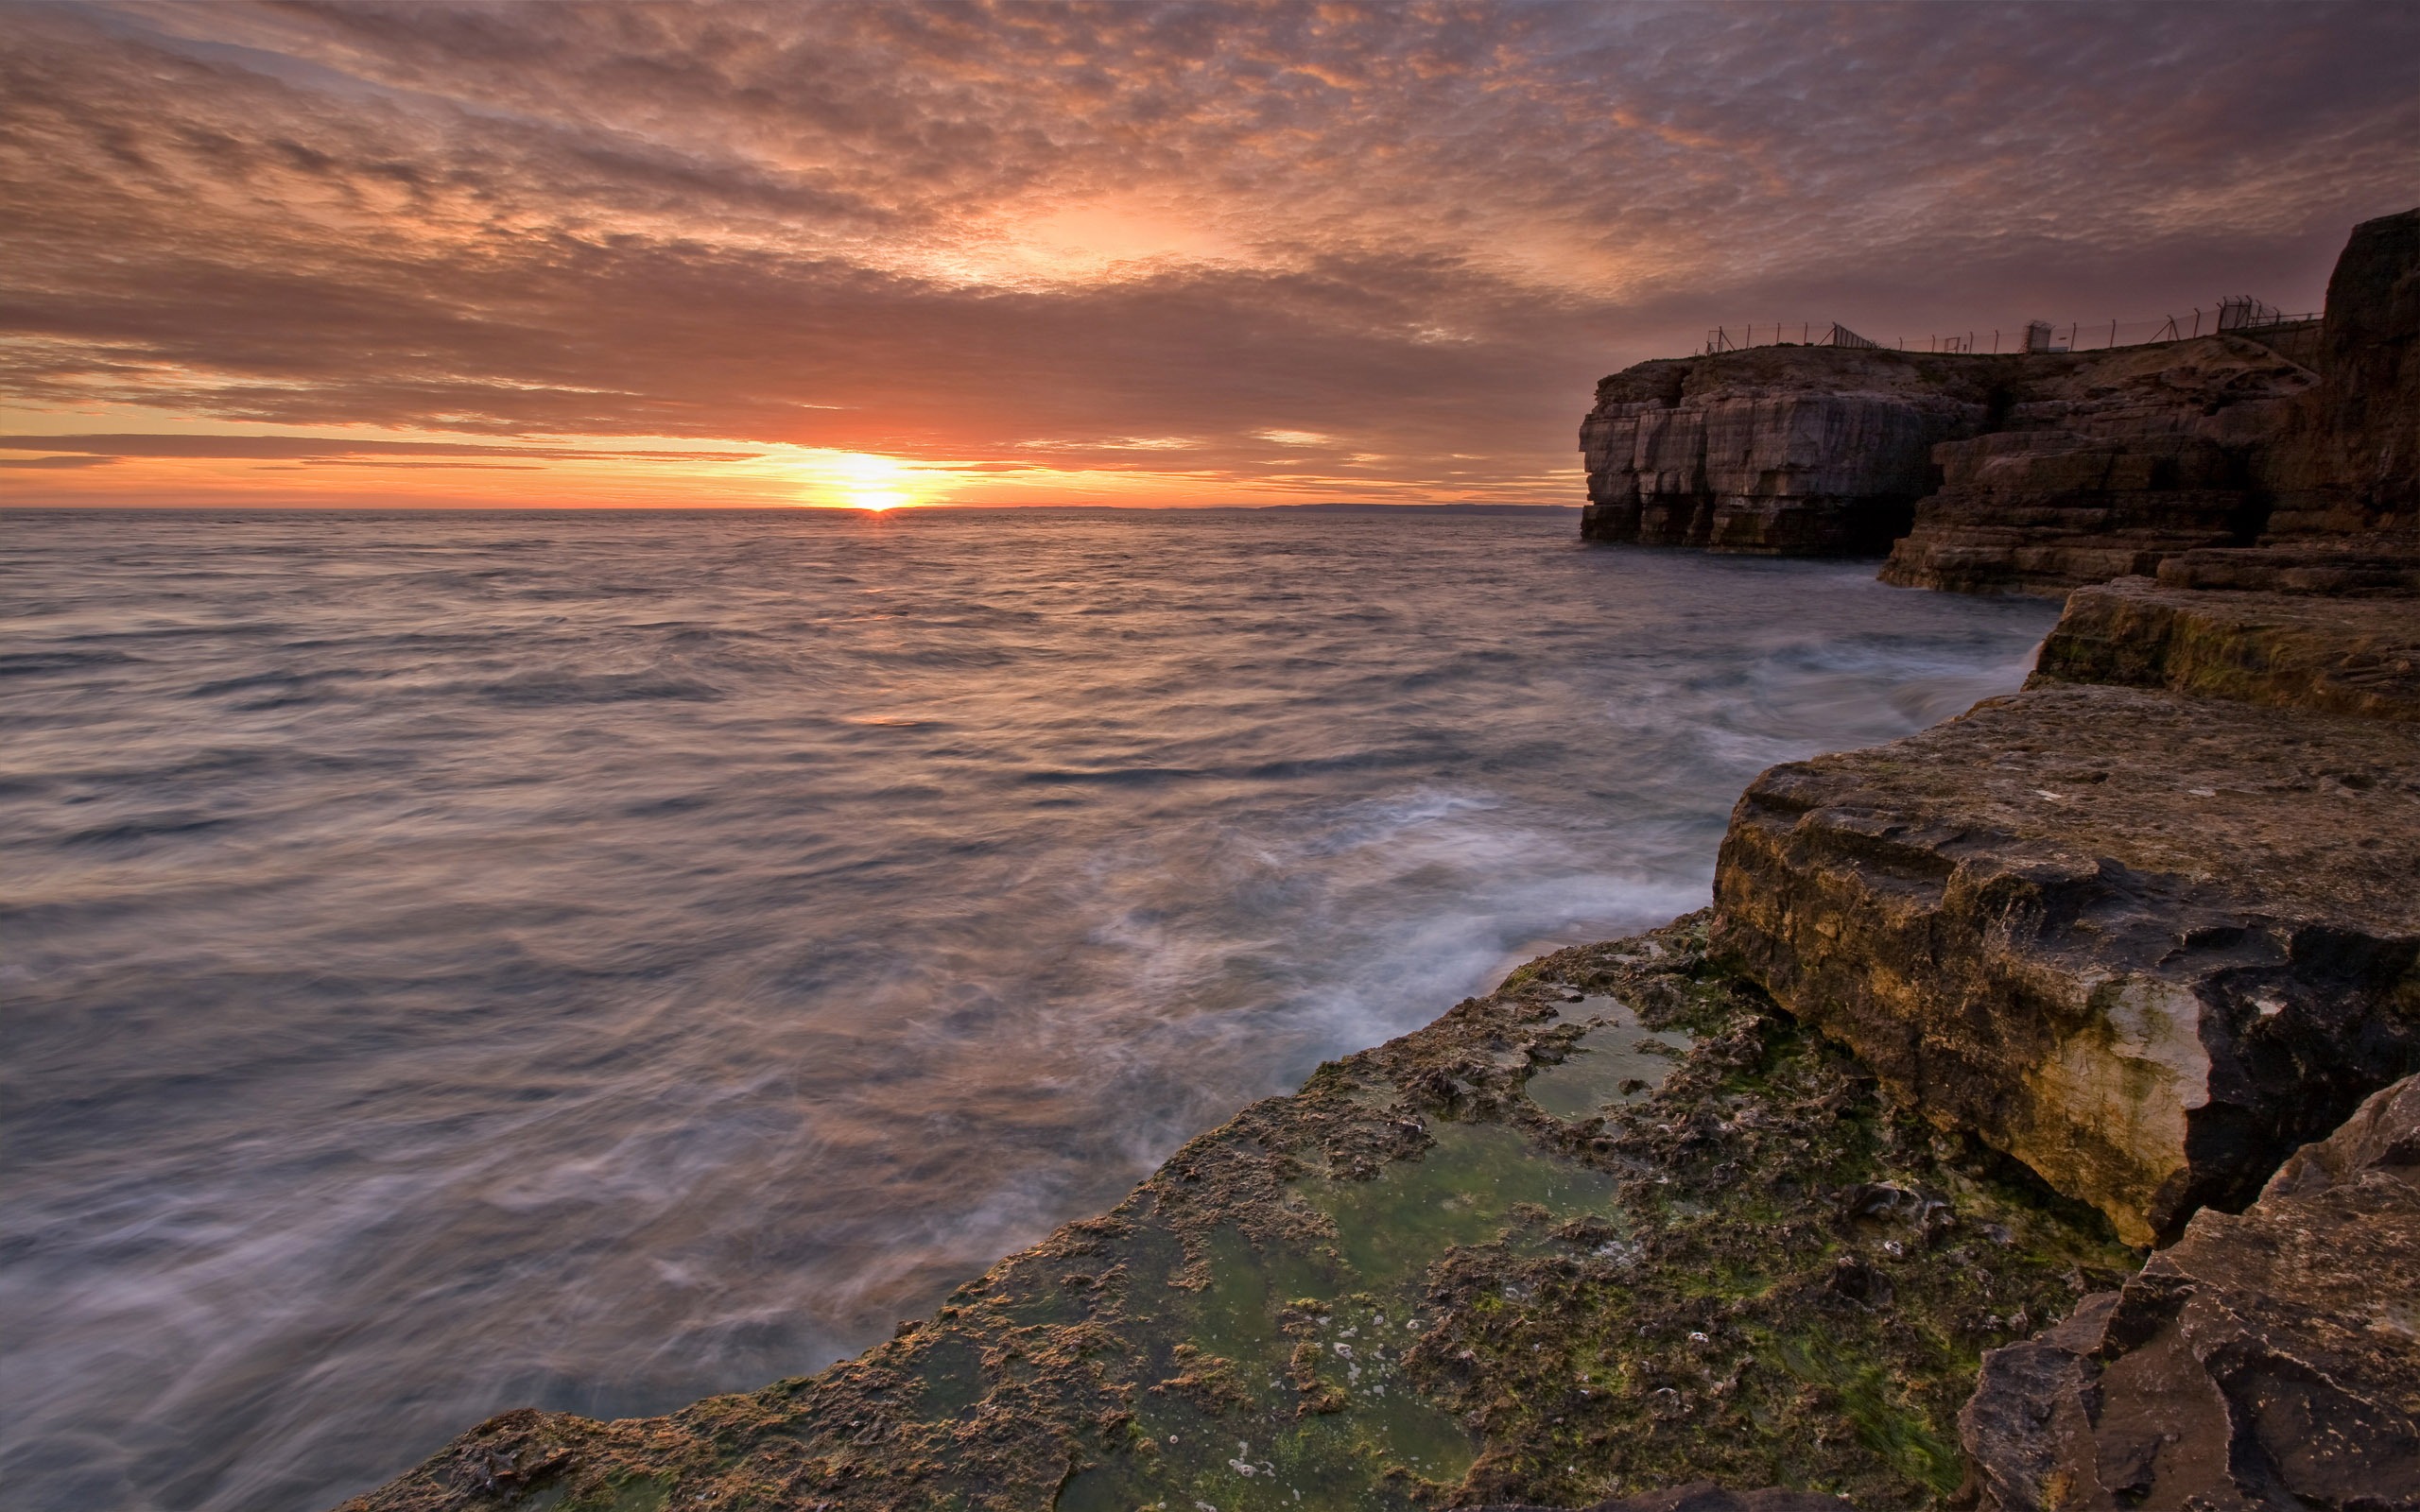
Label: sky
xmin=2 ymin=1 xmax=2415 ymax=510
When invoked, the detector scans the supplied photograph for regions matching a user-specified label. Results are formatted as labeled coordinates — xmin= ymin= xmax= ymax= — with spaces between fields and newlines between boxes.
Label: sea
xmin=0 ymin=507 xmax=2060 ymax=1511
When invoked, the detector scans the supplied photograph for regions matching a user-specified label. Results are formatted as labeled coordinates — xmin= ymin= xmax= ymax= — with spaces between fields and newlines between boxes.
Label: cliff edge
xmin=1581 ymin=207 xmax=2420 ymax=597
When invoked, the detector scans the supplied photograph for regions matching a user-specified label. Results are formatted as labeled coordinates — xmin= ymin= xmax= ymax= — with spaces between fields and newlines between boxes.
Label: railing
xmin=1703 ymin=300 xmax=2320 ymax=359
xmin=1703 ymin=321 xmax=1878 ymax=354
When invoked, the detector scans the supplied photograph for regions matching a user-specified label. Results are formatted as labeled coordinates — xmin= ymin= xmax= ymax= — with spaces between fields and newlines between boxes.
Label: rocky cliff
xmin=1582 ymin=207 xmax=2420 ymax=597
xmin=1875 ymin=338 xmax=2312 ymax=594
xmin=2256 ymin=206 xmax=2420 ymax=538
xmin=1578 ymin=350 xmax=1994 ymax=556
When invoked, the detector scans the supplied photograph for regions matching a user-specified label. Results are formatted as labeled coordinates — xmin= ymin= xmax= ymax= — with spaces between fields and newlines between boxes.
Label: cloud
xmin=0 ymin=434 xmax=761 ymax=461
xmin=3 ymin=0 xmax=2414 ymax=504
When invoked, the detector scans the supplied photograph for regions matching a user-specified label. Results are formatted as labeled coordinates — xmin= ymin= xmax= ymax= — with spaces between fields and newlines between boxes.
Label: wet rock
xmin=1823 ymin=1257 xmax=1894 ymax=1309
xmin=436 ymin=1410 xmax=579 ymax=1497
xmin=1713 ymin=683 xmax=2420 ymax=1244
xmin=1957 ymin=1074 xmax=2420 ymax=1510
xmin=2030 ymin=571 xmax=2420 ymax=720
xmin=1484 ymin=1486 xmax=1856 ymax=1512
xmin=342 ymin=916 xmax=2133 ymax=1512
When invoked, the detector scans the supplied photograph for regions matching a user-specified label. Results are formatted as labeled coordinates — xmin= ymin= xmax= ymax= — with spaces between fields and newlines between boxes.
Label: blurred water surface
xmin=0 ymin=507 xmax=2058 ymax=1511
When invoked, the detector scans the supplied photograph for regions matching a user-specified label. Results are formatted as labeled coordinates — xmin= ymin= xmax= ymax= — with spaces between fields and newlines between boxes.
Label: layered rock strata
xmin=1711 ymin=683 xmax=2420 ymax=1246
xmin=2030 ymin=573 xmax=2420 ymax=721
xmin=1958 ymin=1074 xmax=2420 ymax=1510
xmin=1583 ymin=206 xmax=2419 ymax=595
xmin=2255 ymin=206 xmax=2420 ymax=538
xmin=1874 ymin=337 xmax=2313 ymax=595
xmin=1578 ymin=349 xmax=1993 ymax=557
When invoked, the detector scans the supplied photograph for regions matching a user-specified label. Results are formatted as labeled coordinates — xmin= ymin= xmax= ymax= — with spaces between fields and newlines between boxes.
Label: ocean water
xmin=0 ymin=507 xmax=2059 ymax=1511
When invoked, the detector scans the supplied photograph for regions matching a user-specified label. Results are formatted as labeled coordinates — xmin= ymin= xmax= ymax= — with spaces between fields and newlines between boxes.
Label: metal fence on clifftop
xmin=1701 ymin=298 xmax=2320 ymax=359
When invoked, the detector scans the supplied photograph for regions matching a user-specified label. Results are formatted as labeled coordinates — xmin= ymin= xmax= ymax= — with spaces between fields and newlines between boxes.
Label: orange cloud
xmin=3 ymin=1 xmax=2413 ymax=508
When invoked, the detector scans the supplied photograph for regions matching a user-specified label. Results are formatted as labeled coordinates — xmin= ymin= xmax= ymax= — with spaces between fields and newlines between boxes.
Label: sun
xmin=804 ymin=451 xmax=925 ymax=510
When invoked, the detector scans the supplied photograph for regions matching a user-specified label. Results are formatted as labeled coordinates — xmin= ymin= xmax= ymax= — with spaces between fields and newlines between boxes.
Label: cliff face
xmin=1582 ymin=206 xmax=2420 ymax=596
xmin=1579 ymin=349 xmax=1994 ymax=557
xmin=1876 ymin=337 xmax=2315 ymax=594
xmin=1710 ymin=680 xmax=2420 ymax=1246
xmin=2256 ymin=206 xmax=2420 ymax=537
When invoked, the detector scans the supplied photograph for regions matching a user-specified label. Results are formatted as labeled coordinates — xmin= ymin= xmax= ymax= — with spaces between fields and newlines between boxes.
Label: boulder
xmin=1711 ymin=683 xmax=2420 ymax=1245
xmin=1957 ymin=1074 xmax=2420 ymax=1510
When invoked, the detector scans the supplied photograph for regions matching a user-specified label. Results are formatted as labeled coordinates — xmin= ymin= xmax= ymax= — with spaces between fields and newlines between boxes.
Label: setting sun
xmin=803 ymin=452 xmax=925 ymax=511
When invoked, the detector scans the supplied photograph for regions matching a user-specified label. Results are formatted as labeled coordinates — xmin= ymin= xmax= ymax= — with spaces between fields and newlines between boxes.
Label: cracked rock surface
xmin=1712 ymin=684 xmax=2420 ymax=1245
xmin=1957 ymin=1074 xmax=2420 ymax=1511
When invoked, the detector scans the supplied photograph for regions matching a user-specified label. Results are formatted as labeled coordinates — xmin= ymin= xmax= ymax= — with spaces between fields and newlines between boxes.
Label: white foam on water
xmin=0 ymin=508 xmax=2057 ymax=1510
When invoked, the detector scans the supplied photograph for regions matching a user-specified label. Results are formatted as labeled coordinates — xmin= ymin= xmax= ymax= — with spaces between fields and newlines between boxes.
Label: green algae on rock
xmin=341 ymin=916 xmax=2136 ymax=1512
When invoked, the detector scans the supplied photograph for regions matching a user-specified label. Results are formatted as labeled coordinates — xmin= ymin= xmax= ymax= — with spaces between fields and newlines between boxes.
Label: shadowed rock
xmin=1579 ymin=348 xmax=1993 ymax=557
xmin=1481 ymin=1482 xmax=1858 ymax=1512
xmin=1957 ymin=1074 xmax=2420 ymax=1510
xmin=1582 ymin=207 xmax=2418 ymax=595
xmin=2256 ymin=206 xmax=2420 ymax=538
xmin=1876 ymin=338 xmax=2311 ymax=596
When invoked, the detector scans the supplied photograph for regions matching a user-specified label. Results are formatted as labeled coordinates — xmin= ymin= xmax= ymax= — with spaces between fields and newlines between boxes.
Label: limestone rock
xmin=2256 ymin=206 xmax=2420 ymax=538
xmin=2154 ymin=541 xmax=2420 ymax=595
xmin=1582 ymin=207 xmax=2418 ymax=593
xmin=1957 ymin=1074 xmax=2420 ymax=1510
xmin=2030 ymin=574 xmax=2420 ymax=721
xmin=1579 ymin=348 xmax=1990 ymax=556
xmin=1710 ymin=683 xmax=2420 ymax=1245
xmin=1876 ymin=339 xmax=2314 ymax=596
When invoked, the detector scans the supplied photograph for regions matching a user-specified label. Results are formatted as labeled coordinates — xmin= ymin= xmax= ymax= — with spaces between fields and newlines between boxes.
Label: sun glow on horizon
xmin=798 ymin=451 xmax=929 ymax=511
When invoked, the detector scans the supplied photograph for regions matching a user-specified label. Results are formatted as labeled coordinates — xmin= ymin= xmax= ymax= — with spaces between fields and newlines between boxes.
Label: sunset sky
xmin=3 ymin=1 xmax=2414 ymax=510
